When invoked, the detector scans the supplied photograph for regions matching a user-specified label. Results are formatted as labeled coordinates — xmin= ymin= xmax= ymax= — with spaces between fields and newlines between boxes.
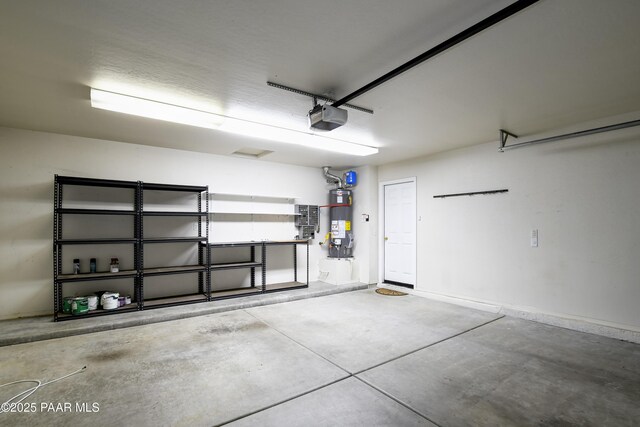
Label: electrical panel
xmin=295 ymin=204 xmax=319 ymax=239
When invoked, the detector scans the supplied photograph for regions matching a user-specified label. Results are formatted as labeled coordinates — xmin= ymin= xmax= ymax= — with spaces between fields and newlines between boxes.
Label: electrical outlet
xmin=531 ymin=229 xmax=539 ymax=247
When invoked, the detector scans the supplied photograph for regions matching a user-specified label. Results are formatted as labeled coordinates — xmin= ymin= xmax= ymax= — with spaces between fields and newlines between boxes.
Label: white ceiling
xmin=1 ymin=0 xmax=639 ymax=168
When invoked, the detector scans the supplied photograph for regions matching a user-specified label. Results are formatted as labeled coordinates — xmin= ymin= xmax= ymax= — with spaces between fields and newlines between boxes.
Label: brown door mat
xmin=375 ymin=288 xmax=408 ymax=296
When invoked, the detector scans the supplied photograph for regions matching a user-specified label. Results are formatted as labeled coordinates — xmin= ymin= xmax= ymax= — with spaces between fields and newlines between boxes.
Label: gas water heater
xmin=323 ymin=167 xmax=356 ymax=258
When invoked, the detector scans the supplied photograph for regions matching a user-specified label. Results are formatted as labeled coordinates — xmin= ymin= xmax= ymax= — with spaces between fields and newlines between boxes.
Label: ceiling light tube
xmin=91 ymin=88 xmax=224 ymax=130
xmin=90 ymin=88 xmax=378 ymax=156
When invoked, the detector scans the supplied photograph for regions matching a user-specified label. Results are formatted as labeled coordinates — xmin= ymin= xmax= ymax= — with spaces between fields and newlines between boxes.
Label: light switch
xmin=531 ymin=229 xmax=538 ymax=247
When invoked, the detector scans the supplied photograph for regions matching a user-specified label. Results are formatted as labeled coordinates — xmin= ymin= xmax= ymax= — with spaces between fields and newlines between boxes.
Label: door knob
xmin=384 ymin=237 xmax=389 ymax=241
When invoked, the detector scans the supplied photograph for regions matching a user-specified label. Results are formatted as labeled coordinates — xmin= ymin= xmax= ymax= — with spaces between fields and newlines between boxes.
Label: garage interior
xmin=1 ymin=1 xmax=639 ymax=426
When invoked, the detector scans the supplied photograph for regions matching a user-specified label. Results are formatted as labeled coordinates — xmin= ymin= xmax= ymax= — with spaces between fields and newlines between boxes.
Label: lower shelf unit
xmin=54 ymin=240 xmax=309 ymax=320
xmin=54 ymin=272 xmax=141 ymax=321
xmin=205 ymin=239 xmax=309 ymax=300
xmin=140 ymin=264 xmax=210 ymax=310
xmin=142 ymin=293 xmax=209 ymax=309
xmin=55 ymin=304 xmax=139 ymax=321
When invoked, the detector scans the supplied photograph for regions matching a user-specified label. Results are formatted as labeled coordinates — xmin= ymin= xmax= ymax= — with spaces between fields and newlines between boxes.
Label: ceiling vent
xmin=231 ymin=148 xmax=273 ymax=159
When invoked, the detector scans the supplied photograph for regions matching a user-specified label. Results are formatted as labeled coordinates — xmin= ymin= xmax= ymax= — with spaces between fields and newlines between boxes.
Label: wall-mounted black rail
xmin=499 ymin=119 xmax=640 ymax=151
xmin=434 ymin=189 xmax=508 ymax=199
xmin=332 ymin=0 xmax=540 ymax=108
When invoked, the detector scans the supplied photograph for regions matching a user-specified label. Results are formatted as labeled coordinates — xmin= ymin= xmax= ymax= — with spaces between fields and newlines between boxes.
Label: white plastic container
xmin=101 ymin=292 xmax=120 ymax=310
xmin=86 ymin=295 xmax=98 ymax=311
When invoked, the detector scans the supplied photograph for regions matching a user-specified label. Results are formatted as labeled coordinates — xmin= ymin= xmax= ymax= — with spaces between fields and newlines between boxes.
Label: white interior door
xmin=384 ymin=180 xmax=416 ymax=287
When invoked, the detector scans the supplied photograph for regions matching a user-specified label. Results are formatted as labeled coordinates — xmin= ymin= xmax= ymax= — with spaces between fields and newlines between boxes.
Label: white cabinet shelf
xmin=209 ymin=192 xmax=297 ymax=202
xmin=209 ymin=192 xmax=298 ymax=216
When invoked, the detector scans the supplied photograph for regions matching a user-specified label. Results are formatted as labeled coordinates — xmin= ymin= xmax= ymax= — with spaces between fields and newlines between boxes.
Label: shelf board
xmin=210 ymin=211 xmax=299 ymax=216
xmin=57 ymin=270 xmax=137 ymax=282
xmin=142 ymin=237 xmax=207 ymax=244
xmin=56 ymin=303 xmax=138 ymax=320
xmin=143 ymin=293 xmax=207 ymax=308
xmin=143 ymin=265 xmax=207 ymax=276
xmin=265 ymin=282 xmax=308 ymax=292
xmin=56 ymin=176 xmax=138 ymax=189
xmin=56 ymin=238 xmax=137 ymax=245
xmin=143 ymin=211 xmax=207 ymax=217
xmin=210 ymin=261 xmax=261 ymax=270
xmin=210 ymin=287 xmax=262 ymax=298
xmin=263 ymin=239 xmax=309 ymax=246
xmin=204 ymin=239 xmax=307 ymax=247
xmin=205 ymin=241 xmax=262 ymax=248
xmin=143 ymin=183 xmax=207 ymax=193
xmin=209 ymin=192 xmax=297 ymax=202
xmin=57 ymin=208 xmax=137 ymax=216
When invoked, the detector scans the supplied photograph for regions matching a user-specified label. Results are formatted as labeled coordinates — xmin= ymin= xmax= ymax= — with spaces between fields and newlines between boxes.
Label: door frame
xmin=378 ymin=177 xmax=417 ymax=287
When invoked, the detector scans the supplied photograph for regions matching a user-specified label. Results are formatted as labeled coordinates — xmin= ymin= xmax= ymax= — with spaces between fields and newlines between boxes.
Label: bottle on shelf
xmin=110 ymin=257 xmax=119 ymax=273
xmin=90 ymin=258 xmax=97 ymax=273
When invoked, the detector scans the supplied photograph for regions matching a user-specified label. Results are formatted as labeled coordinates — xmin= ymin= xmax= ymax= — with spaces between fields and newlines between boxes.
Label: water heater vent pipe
xmin=322 ymin=166 xmax=343 ymax=189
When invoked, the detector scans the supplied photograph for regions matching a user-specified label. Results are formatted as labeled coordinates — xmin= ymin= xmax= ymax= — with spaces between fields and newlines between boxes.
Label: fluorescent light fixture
xmin=90 ymin=88 xmax=224 ymax=130
xmin=90 ymin=88 xmax=378 ymax=156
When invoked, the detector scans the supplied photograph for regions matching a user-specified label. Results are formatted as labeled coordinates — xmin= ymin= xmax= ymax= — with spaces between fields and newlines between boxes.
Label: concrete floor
xmin=0 ymin=281 xmax=367 ymax=346
xmin=1 ymin=289 xmax=638 ymax=426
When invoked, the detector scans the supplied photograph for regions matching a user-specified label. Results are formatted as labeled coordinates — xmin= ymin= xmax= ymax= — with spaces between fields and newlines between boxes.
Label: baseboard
xmin=499 ymin=306 xmax=640 ymax=344
xmin=377 ymin=283 xmax=640 ymax=344
xmin=378 ymin=283 xmax=501 ymax=313
xmin=0 ymin=310 xmax=50 ymax=321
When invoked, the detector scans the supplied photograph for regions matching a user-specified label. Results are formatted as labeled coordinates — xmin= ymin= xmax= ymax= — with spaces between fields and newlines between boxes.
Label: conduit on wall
xmin=499 ymin=119 xmax=640 ymax=151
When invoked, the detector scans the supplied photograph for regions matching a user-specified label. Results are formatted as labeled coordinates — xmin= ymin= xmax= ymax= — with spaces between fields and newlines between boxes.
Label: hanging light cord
xmin=0 ymin=366 xmax=86 ymax=412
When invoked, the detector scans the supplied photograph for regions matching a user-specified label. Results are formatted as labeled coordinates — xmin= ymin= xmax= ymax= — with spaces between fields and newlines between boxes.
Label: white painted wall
xmin=0 ymin=127 xmax=329 ymax=319
xmin=350 ymin=165 xmax=378 ymax=284
xmin=378 ymin=117 xmax=640 ymax=332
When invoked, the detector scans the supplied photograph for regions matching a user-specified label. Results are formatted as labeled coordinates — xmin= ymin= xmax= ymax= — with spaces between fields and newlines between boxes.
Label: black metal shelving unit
xmin=53 ymin=175 xmax=141 ymax=321
xmin=263 ymin=240 xmax=309 ymax=293
xmin=53 ymin=175 xmax=308 ymax=320
xmin=53 ymin=176 xmax=209 ymax=320
xmin=205 ymin=241 xmax=264 ymax=300
xmin=203 ymin=239 xmax=309 ymax=300
xmin=140 ymin=182 xmax=210 ymax=309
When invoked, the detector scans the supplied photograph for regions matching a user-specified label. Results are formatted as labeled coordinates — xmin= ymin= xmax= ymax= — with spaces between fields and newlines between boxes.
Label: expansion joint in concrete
xmin=235 ymin=310 xmax=505 ymax=427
